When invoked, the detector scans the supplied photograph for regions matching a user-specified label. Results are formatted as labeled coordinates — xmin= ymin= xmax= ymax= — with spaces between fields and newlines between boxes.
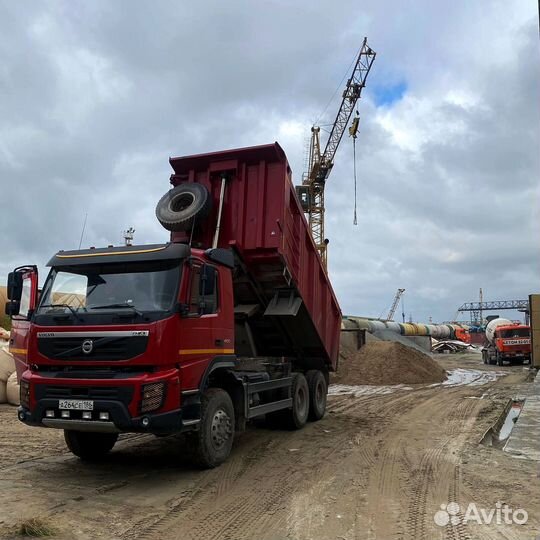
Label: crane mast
xmin=296 ymin=37 xmax=376 ymax=268
xmin=387 ymin=288 xmax=405 ymax=321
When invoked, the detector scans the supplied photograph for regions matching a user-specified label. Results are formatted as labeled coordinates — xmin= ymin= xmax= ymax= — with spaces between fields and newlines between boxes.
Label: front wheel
xmin=64 ymin=431 xmax=118 ymax=461
xmin=496 ymin=353 xmax=504 ymax=367
xmin=188 ymin=388 xmax=235 ymax=469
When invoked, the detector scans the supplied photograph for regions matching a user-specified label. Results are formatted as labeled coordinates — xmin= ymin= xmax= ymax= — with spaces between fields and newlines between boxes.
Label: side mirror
xmin=7 ymin=272 xmax=23 ymax=300
xmin=5 ymin=299 xmax=20 ymax=316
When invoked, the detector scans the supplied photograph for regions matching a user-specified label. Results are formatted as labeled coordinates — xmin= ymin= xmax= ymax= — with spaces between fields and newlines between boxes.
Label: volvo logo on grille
xmin=81 ymin=339 xmax=94 ymax=354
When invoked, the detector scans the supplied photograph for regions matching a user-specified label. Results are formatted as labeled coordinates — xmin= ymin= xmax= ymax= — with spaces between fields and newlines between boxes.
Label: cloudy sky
xmin=1 ymin=1 xmax=538 ymax=323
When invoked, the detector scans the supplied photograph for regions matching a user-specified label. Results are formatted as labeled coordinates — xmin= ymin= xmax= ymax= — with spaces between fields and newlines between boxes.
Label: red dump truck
xmin=6 ymin=143 xmax=341 ymax=467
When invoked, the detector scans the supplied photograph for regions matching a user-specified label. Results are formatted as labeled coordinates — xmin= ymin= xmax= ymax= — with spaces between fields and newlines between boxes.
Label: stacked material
xmin=333 ymin=341 xmax=447 ymax=386
xmin=0 ymin=344 xmax=17 ymax=404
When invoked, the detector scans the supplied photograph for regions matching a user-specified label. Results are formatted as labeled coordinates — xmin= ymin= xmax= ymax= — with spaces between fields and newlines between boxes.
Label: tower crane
xmin=387 ymin=288 xmax=405 ymax=321
xmin=295 ymin=37 xmax=376 ymax=268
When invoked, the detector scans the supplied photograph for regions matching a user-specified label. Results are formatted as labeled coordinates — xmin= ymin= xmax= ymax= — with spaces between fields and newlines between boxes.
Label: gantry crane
xmin=296 ymin=37 xmax=376 ymax=268
xmin=387 ymin=288 xmax=405 ymax=321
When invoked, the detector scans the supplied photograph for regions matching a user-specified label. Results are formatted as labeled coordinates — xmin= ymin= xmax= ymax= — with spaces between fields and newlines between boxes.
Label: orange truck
xmin=482 ymin=317 xmax=531 ymax=366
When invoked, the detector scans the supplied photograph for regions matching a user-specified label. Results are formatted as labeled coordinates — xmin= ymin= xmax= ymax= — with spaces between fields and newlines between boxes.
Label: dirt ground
xmin=0 ymin=352 xmax=538 ymax=540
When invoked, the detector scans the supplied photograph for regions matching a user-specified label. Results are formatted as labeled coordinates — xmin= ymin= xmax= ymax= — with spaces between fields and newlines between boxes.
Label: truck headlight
xmin=141 ymin=382 xmax=166 ymax=413
xmin=20 ymin=379 xmax=30 ymax=409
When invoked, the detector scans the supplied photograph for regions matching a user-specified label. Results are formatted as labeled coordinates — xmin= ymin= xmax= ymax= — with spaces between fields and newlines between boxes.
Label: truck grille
xmin=37 ymin=335 xmax=148 ymax=361
xmin=35 ymin=384 xmax=134 ymax=405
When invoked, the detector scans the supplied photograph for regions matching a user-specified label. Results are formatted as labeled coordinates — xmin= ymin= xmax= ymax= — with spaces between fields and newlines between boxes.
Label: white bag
xmin=6 ymin=371 xmax=19 ymax=406
xmin=0 ymin=346 xmax=15 ymax=383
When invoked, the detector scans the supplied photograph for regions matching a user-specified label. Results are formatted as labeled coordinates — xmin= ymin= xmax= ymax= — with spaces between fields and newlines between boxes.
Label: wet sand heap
xmin=333 ymin=341 xmax=447 ymax=386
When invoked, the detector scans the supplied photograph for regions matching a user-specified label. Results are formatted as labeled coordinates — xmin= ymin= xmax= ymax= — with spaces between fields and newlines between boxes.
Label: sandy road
xmin=0 ymin=353 xmax=538 ymax=540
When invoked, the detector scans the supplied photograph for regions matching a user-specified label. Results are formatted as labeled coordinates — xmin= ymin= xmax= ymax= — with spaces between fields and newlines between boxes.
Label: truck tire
xmin=285 ymin=373 xmax=309 ymax=429
xmin=155 ymin=183 xmax=211 ymax=232
xmin=482 ymin=350 xmax=488 ymax=364
xmin=64 ymin=430 xmax=118 ymax=461
xmin=189 ymin=388 xmax=235 ymax=469
xmin=496 ymin=352 xmax=504 ymax=367
xmin=306 ymin=370 xmax=327 ymax=421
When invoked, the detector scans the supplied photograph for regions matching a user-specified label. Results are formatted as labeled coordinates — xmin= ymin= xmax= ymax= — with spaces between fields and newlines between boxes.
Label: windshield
xmin=499 ymin=328 xmax=529 ymax=338
xmin=37 ymin=260 xmax=180 ymax=314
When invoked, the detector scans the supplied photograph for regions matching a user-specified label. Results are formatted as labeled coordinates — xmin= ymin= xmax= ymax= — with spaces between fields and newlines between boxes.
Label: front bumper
xmin=18 ymin=368 xmax=201 ymax=435
xmin=18 ymin=400 xmax=187 ymax=434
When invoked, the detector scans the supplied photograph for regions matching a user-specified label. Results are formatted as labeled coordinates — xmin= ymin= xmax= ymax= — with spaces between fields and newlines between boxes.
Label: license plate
xmin=59 ymin=399 xmax=94 ymax=411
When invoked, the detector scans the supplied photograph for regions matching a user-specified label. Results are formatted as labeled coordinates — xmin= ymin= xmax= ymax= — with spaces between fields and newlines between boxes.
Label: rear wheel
xmin=64 ymin=431 xmax=118 ymax=461
xmin=306 ymin=370 xmax=327 ymax=421
xmin=188 ymin=388 xmax=235 ymax=469
xmin=285 ymin=373 xmax=309 ymax=429
xmin=496 ymin=352 xmax=504 ymax=367
xmin=482 ymin=350 xmax=488 ymax=364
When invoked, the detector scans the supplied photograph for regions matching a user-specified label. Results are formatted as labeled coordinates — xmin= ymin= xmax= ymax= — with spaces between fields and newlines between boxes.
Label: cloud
xmin=0 ymin=0 xmax=538 ymax=325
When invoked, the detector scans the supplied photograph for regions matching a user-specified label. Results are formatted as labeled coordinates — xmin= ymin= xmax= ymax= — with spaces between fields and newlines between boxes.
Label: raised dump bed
xmin=169 ymin=142 xmax=341 ymax=369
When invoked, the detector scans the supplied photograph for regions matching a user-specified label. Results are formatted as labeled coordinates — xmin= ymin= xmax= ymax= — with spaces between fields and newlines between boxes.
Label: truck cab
xmin=493 ymin=325 xmax=531 ymax=365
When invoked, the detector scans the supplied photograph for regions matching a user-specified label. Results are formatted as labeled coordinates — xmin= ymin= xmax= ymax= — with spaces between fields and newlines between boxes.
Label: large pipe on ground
xmin=345 ymin=317 xmax=468 ymax=340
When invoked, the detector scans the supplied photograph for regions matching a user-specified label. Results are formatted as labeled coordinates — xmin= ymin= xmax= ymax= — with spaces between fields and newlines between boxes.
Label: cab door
xmin=6 ymin=266 xmax=39 ymax=379
xmin=177 ymin=259 xmax=234 ymax=389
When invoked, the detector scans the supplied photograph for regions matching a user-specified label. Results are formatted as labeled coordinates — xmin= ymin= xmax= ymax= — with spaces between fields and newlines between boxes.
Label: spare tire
xmin=156 ymin=183 xmax=211 ymax=232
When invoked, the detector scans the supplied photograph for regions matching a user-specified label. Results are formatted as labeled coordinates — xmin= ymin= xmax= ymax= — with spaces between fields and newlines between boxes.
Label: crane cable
xmin=353 ymin=136 xmax=358 ymax=226
xmin=349 ymin=113 xmax=360 ymax=226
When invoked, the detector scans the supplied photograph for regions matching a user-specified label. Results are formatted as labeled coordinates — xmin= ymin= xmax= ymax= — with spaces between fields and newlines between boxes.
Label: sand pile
xmin=333 ymin=341 xmax=447 ymax=386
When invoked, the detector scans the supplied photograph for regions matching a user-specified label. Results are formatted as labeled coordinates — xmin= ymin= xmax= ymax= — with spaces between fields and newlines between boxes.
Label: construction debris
xmin=432 ymin=340 xmax=479 ymax=354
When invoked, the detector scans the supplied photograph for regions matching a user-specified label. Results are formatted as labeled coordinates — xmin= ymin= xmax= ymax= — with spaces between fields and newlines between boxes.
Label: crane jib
xmin=300 ymin=37 xmax=376 ymax=268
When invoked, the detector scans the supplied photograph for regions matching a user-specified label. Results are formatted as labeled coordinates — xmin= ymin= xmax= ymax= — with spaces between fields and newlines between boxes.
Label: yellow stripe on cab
xmin=178 ymin=348 xmax=235 ymax=356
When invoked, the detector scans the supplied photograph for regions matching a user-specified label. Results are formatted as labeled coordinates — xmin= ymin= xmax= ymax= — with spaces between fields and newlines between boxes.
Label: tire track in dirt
xmin=354 ymin=383 xmax=485 ymax=540
xmin=400 ymin=389 xmax=484 ymax=540
xmin=126 ymin=420 xmax=361 ymax=540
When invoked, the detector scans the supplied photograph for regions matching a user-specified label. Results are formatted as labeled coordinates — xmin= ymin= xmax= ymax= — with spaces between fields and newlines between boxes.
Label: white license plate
xmin=59 ymin=399 xmax=94 ymax=411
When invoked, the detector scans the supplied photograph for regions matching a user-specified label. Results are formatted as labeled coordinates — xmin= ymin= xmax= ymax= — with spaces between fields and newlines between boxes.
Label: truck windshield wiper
xmin=90 ymin=303 xmax=143 ymax=316
xmin=40 ymin=303 xmax=83 ymax=320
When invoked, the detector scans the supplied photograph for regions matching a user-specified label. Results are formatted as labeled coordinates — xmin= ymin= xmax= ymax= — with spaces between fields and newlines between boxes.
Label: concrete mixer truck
xmin=481 ymin=318 xmax=531 ymax=366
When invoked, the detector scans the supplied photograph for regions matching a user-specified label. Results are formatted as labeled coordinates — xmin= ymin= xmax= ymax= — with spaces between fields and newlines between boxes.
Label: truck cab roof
xmin=496 ymin=324 xmax=530 ymax=331
xmin=47 ymin=243 xmax=191 ymax=267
